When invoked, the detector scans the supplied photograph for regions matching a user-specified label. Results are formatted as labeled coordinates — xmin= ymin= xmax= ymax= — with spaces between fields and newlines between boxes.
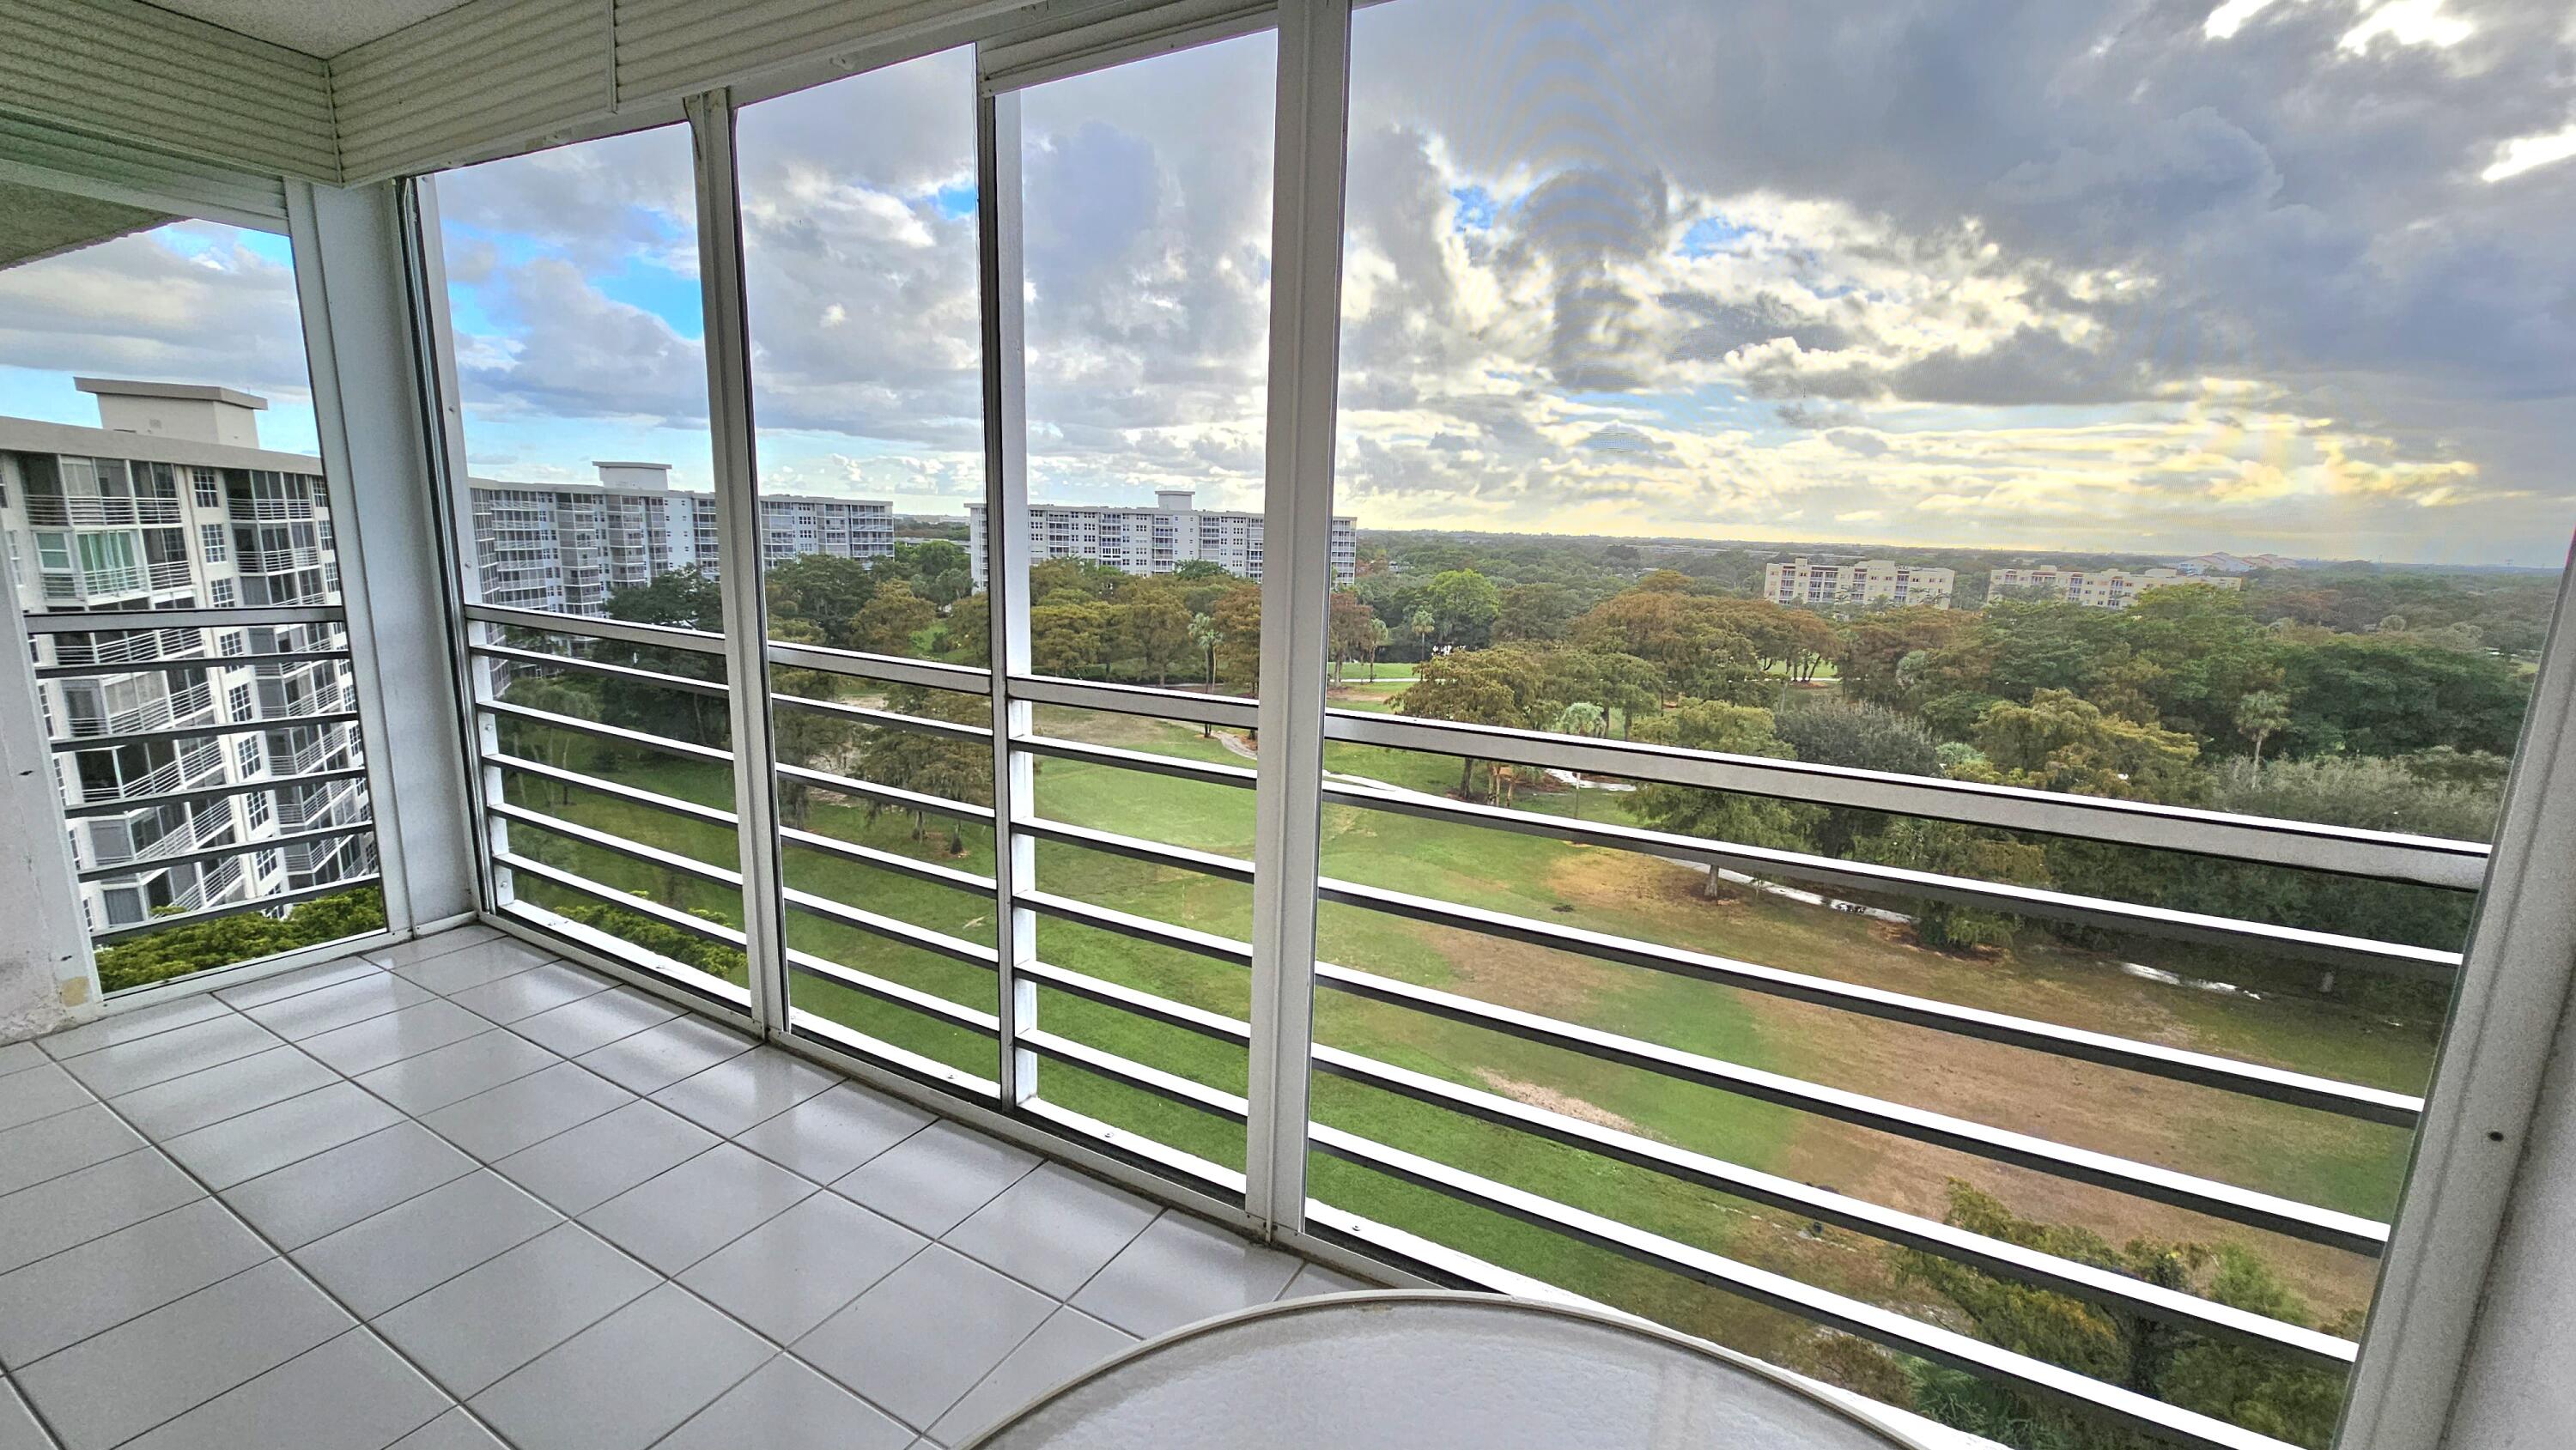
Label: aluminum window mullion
xmin=687 ymin=88 xmax=793 ymax=1037
xmin=978 ymin=81 xmax=1040 ymax=1108
xmin=1242 ymin=0 xmax=1352 ymax=1236
xmin=400 ymin=173 xmax=507 ymax=922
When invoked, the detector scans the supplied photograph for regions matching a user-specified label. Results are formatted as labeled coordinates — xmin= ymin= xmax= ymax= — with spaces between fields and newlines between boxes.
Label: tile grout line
xmin=65 ymin=1021 xmax=534 ymax=1450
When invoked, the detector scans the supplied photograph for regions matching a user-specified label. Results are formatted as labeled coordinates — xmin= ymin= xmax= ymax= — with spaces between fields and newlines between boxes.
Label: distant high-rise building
xmin=966 ymin=489 xmax=1358 ymax=588
xmin=1988 ymin=565 xmax=2242 ymax=610
xmin=468 ymin=462 xmax=894 ymax=617
xmin=1763 ymin=556 xmax=1956 ymax=610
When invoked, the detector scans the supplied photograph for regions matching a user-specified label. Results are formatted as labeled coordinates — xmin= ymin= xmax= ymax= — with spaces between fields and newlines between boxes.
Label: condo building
xmin=1763 ymin=556 xmax=1957 ymax=610
xmin=469 ymin=461 xmax=895 ymax=617
xmin=1988 ymin=565 xmax=2244 ymax=610
xmin=966 ymin=488 xmax=1358 ymax=588
xmin=1 ymin=380 xmax=374 ymax=933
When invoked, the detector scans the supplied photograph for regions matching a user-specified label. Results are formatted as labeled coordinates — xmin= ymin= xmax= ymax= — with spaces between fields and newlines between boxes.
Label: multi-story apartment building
xmin=1988 ymin=564 xmax=2245 ymax=610
xmin=0 ymin=380 xmax=374 ymax=932
xmin=1763 ymin=556 xmax=1956 ymax=610
xmin=966 ymin=488 xmax=1358 ymax=589
xmin=468 ymin=461 xmax=895 ymax=617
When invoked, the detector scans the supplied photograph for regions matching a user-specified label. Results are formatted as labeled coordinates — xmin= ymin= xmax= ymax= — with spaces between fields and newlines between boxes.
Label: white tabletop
xmin=968 ymin=1291 xmax=1935 ymax=1450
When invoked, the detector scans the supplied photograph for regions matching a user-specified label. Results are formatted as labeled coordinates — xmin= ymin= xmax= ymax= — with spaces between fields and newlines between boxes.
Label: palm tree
xmin=2235 ymin=689 xmax=2293 ymax=767
xmin=1189 ymin=613 xmax=1221 ymax=736
xmin=1367 ymin=617 xmax=1392 ymax=680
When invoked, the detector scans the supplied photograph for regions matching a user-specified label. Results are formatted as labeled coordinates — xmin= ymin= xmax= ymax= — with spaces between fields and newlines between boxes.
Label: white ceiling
xmin=143 ymin=0 xmax=475 ymax=58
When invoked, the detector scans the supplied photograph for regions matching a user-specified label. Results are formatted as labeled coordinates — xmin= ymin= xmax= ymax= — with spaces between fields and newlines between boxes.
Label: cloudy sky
xmin=4 ymin=0 xmax=2571 ymax=565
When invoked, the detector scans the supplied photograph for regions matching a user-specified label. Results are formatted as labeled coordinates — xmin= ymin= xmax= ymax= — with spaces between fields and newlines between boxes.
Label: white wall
xmin=0 ymin=587 xmax=98 ymax=1042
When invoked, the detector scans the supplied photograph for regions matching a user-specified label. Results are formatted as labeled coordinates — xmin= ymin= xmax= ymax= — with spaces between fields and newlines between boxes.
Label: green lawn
xmin=495 ymin=704 xmax=2426 ymax=1371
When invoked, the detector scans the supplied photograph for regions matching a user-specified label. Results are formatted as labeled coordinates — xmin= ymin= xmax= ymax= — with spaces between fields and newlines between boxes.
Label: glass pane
xmin=0 ymin=213 xmax=381 ymax=989
xmin=739 ymin=46 xmax=986 ymax=667
xmin=1016 ymin=31 xmax=1281 ymax=694
xmin=436 ymin=125 xmax=748 ymax=992
xmin=1309 ymin=2 xmax=2575 ymax=1444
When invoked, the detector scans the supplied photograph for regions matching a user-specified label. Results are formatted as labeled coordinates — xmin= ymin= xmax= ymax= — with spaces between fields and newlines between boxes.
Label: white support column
xmin=687 ymin=90 xmax=793 ymax=1034
xmin=2342 ymin=552 xmax=2576 ymax=1450
xmin=0 ymin=581 xmax=97 ymax=1040
xmin=1243 ymin=0 xmax=1353 ymax=1234
xmin=289 ymin=179 xmax=482 ymax=931
xmin=979 ymin=84 xmax=1039 ymax=1106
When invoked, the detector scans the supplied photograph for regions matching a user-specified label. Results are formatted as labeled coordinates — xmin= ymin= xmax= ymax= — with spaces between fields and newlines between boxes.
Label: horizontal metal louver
xmin=0 ymin=0 xmax=336 ymax=185
xmin=0 ymin=115 xmax=291 ymax=224
xmin=332 ymin=0 xmax=614 ymax=185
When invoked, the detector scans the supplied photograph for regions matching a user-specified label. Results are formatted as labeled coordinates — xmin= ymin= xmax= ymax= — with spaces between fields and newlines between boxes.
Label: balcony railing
xmin=228 ymin=496 xmax=316 ymax=522
xmin=23 ymin=495 xmax=180 ymax=526
xmin=62 ymin=681 xmax=216 ymax=739
xmin=41 ymin=566 xmax=144 ymax=600
xmin=49 ymin=628 xmax=204 ymax=666
xmin=449 ymin=596 xmax=2517 ymax=1450
xmin=147 ymin=559 xmax=192 ymax=589
xmin=239 ymin=546 xmax=323 ymax=573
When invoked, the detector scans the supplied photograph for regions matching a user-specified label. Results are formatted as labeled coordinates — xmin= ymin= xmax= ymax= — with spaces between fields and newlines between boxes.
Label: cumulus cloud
xmin=11 ymin=0 xmax=2567 ymax=562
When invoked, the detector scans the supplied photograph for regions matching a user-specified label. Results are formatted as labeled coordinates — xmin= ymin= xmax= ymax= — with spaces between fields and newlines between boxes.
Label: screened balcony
xmin=4 ymin=3 xmax=2576 ymax=1450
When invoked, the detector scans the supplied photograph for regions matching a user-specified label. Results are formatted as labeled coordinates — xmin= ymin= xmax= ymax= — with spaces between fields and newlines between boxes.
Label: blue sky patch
xmin=1680 ymin=214 xmax=1758 ymax=257
xmin=1450 ymin=185 xmax=1498 ymax=232
xmin=930 ymin=179 xmax=979 ymax=220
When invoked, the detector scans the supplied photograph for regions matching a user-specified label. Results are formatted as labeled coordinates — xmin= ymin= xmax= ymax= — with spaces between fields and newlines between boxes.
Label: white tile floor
xmin=0 ymin=926 xmax=1371 ymax=1450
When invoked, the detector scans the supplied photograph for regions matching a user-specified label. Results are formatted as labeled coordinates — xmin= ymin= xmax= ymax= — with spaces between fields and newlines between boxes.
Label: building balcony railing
xmin=239 ymin=546 xmax=323 ymax=573
xmin=228 ymin=497 xmax=316 ymax=522
xmin=23 ymin=495 xmax=180 ymax=526
xmin=48 ymin=628 xmax=204 ymax=666
xmin=62 ymin=682 xmax=216 ymax=740
xmin=147 ymin=559 xmax=193 ymax=590
xmin=41 ymin=567 xmax=144 ymax=600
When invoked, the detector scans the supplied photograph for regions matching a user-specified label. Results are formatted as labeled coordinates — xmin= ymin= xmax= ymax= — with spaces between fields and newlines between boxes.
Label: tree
xmin=1171 ymin=559 xmax=1231 ymax=582
xmin=1773 ymin=701 xmax=1941 ymax=857
xmin=944 ymin=592 xmax=990 ymax=665
xmin=1497 ymin=582 xmax=1581 ymax=642
xmin=1423 ymin=569 xmax=1502 ymax=648
xmin=1189 ymin=612 xmax=1221 ymax=696
xmin=1854 ymin=819 xmax=2051 ymax=950
xmin=763 ymin=554 xmax=878 ymax=648
xmin=767 ymin=619 xmax=861 ymax=828
xmin=2233 ymin=690 xmax=2292 ymax=767
xmin=1121 ymin=585 xmax=1196 ymax=687
xmin=1211 ymin=583 xmax=1263 ymax=693
xmin=507 ymin=676 xmax=601 ymax=804
xmin=1327 ymin=592 xmax=1378 ymax=683
xmin=854 ymin=685 xmax=992 ymax=853
xmin=1899 ymin=1182 xmax=2354 ymax=1450
xmin=1400 ymin=649 xmax=1551 ymax=797
xmin=1974 ymin=689 xmax=2203 ymax=804
xmin=1365 ymin=616 xmax=1393 ymax=679
xmin=1030 ymin=601 xmax=1112 ymax=678
xmin=2275 ymin=636 xmax=2528 ymax=758
xmin=849 ymin=579 xmax=936 ymax=657
xmin=1406 ymin=608 xmax=1437 ymax=658
xmin=1628 ymin=702 xmax=1821 ymax=888
xmin=608 ymin=566 xmax=724 ymax=633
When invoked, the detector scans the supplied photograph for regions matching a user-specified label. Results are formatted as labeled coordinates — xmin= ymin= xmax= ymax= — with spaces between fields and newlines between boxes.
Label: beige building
xmin=1764 ymin=556 xmax=1956 ymax=610
xmin=1988 ymin=565 xmax=2243 ymax=610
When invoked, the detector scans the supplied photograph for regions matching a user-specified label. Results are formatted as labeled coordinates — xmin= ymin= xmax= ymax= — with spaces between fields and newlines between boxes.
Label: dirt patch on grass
xmin=1474 ymin=1070 xmax=1643 ymax=1134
